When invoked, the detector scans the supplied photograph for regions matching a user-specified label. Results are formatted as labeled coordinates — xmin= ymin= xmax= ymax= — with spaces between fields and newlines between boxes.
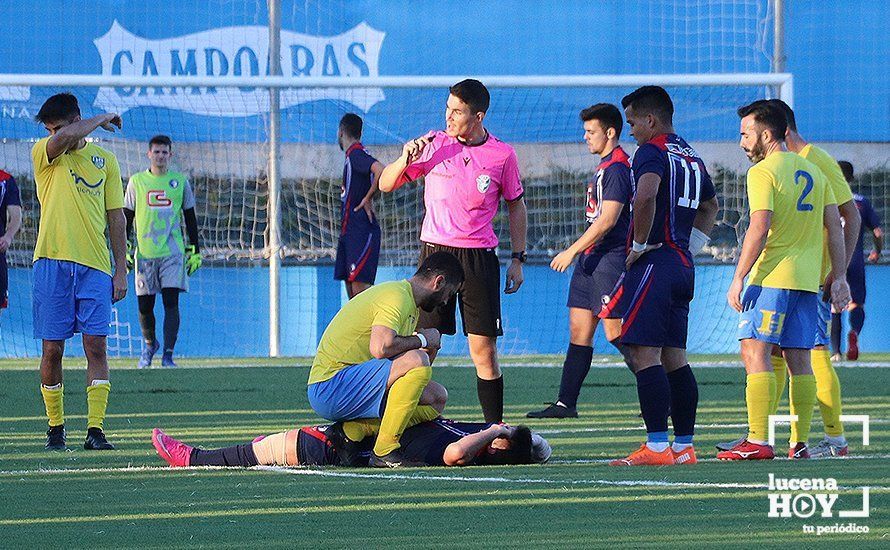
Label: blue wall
xmin=0 ymin=1 xmax=885 ymax=142
xmin=3 ymin=265 xmax=888 ymax=358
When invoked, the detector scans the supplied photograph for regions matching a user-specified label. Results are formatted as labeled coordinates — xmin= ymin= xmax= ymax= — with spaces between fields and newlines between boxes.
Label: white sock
xmin=825 ymin=434 xmax=847 ymax=446
xmin=646 ymin=442 xmax=669 ymax=452
xmin=671 ymin=442 xmax=692 ymax=451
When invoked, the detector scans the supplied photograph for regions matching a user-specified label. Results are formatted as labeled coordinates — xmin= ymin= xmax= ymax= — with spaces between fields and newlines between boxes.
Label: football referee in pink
xmin=379 ymin=79 xmax=528 ymax=423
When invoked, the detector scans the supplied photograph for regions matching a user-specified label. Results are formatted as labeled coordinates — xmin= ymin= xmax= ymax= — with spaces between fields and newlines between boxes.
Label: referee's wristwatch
xmin=511 ymin=251 xmax=527 ymax=263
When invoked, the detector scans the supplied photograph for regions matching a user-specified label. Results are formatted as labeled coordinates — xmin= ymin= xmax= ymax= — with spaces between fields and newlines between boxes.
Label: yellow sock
xmin=342 ymin=406 xmax=439 ymax=443
xmin=811 ymin=349 xmax=844 ymax=436
xmin=746 ymin=372 xmax=775 ymax=444
xmin=342 ymin=419 xmax=380 ymax=442
xmin=770 ymin=355 xmax=787 ymax=415
xmin=788 ymin=374 xmax=817 ymax=444
xmin=407 ymin=405 xmax=440 ymax=427
xmin=86 ymin=381 xmax=111 ymax=430
xmin=40 ymin=383 xmax=65 ymax=427
xmin=373 ymin=366 xmax=431 ymax=456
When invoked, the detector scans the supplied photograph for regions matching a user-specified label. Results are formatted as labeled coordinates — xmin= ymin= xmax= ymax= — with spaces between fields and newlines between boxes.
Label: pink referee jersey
xmin=398 ymin=130 xmax=524 ymax=248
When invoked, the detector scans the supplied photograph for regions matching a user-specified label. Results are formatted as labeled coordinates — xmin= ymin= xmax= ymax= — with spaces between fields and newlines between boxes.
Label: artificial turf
xmin=0 ymin=361 xmax=886 ymax=548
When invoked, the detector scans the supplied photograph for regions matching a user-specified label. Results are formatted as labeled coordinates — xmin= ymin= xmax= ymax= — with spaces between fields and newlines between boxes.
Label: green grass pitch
xmin=0 ymin=357 xmax=887 ymax=548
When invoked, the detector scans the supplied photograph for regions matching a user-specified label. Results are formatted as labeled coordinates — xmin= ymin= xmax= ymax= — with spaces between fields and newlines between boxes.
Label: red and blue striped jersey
xmin=629 ymin=133 xmax=715 ymax=265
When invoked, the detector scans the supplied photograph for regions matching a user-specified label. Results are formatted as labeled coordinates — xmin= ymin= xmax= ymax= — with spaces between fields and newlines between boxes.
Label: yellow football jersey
xmin=309 ymin=280 xmax=419 ymax=385
xmin=798 ymin=144 xmax=855 ymax=280
xmin=747 ymin=151 xmax=837 ymax=292
xmin=32 ymin=137 xmax=124 ymax=275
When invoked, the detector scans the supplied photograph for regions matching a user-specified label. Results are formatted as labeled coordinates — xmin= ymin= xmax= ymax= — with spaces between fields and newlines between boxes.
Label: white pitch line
xmin=1 ymin=459 xmax=887 ymax=492
xmin=256 ymin=466 xmax=887 ymax=491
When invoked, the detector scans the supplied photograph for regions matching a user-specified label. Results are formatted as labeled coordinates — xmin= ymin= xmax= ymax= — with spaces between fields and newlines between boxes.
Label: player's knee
xmin=137 ymin=296 xmax=155 ymax=315
xmin=739 ymin=343 xmax=762 ymax=366
xmin=568 ymin=317 xmax=595 ymax=345
xmin=625 ymin=346 xmax=658 ymax=372
xmin=82 ymin=336 xmax=107 ymax=361
xmin=41 ymin=342 xmax=64 ymax=364
xmin=252 ymin=429 xmax=300 ymax=466
xmin=161 ymin=289 xmax=180 ymax=309
xmin=425 ymin=381 xmax=448 ymax=412
xmin=405 ymin=349 xmax=431 ymax=368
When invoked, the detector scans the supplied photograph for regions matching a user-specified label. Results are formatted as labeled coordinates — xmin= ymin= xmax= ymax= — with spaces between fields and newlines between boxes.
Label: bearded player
xmin=719 ymin=101 xmax=849 ymax=461
xmin=717 ymin=100 xmax=860 ymax=458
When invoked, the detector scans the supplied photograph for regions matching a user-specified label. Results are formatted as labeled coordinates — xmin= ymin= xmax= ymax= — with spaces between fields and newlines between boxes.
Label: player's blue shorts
xmin=609 ymin=256 xmax=694 ymax=348
xmin=307 ymin=358 xmax=392 ymax=421
xmin=737 ymin=285 xmax=818 ymax=349
xmin=334 ymin=226 xmax=381 ymax=285
xmin=32 ymin=259 xmax=112 ymax=340
xmin=567 ymin=248 xmax=625 ymax=317
xmin=815 ymin=295 xmax=831 ymax=347
xmin=847 ymin=261 xmax=867 ymax=305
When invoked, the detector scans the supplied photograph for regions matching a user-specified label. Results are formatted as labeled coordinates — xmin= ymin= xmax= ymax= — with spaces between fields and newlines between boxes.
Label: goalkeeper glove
xmin=185 ymin=245 xmax=202 ymax=276
xmin=126 ymin=241 xmax=135 ymax=272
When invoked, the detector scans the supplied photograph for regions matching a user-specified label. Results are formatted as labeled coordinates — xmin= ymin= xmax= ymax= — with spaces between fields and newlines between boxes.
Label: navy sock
xmin=556 ymin=344 xmax=593 ymax=409
xmin=667 ymin=365 xmax=698 ymax=441
xmin=190 ymin=444 xmax=259 ymax=467
xmin=850 ymin=307 xmax=865 ymax=334
xmin=636 ymin=365 xmax=670 ymax=436
xmin=477 ymin=376 xmax=504 ymax=423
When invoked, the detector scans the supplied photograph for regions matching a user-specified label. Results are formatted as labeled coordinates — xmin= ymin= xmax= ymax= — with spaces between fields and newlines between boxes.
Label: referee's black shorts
xmin=417 ymin=242 xmax=503 ymax=337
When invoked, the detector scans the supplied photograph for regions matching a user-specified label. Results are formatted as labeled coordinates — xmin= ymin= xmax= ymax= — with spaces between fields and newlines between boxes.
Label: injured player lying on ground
xmin=152 ymin=417 xmax=552 ymax=468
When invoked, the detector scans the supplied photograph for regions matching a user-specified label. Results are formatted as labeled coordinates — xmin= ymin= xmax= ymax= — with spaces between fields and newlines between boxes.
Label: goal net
xmin=0 ymin=74 xmax=800 ymax=359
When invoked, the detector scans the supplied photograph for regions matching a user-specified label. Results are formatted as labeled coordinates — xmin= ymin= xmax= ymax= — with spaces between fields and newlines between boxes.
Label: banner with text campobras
xmin=93 ymin=20 xmax=386 ymax=116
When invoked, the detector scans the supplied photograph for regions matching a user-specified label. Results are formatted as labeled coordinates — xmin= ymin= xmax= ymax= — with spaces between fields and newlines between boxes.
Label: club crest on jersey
xmin=169 ymin=179 xmax=179 ymax=188
xmin=476 ymin=174 xmax=491 ymax=193
xmin=91 ymin=155 xmax=105 ymax=169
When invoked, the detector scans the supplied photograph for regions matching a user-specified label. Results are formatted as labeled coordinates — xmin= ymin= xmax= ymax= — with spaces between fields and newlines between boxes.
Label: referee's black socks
xmin=477 ymin=376 xmax=504 ymax=424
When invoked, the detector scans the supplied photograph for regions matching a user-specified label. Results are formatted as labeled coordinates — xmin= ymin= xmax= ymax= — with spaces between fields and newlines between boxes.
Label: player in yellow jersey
xmin=308 ymin=251 xmax=464 ymax=467
xmin=717 ymin=99 xmax=861 ymax=458
xmin=32 ymin=93 xmax=128 ymax=451
xmin=719 ymin=101 xmax=850 ymax=461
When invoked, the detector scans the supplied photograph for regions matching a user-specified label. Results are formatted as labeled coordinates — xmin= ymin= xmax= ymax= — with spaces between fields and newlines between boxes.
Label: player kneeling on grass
xmin=152 ymin=418 xmax=551 ymax=468
xmin=308 ymin=251 xmax=464 ymax=468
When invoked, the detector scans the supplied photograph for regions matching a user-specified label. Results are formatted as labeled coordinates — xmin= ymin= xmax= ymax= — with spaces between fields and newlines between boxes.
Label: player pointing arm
xmin=32 ymin=93 xmax=126 ymax=452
